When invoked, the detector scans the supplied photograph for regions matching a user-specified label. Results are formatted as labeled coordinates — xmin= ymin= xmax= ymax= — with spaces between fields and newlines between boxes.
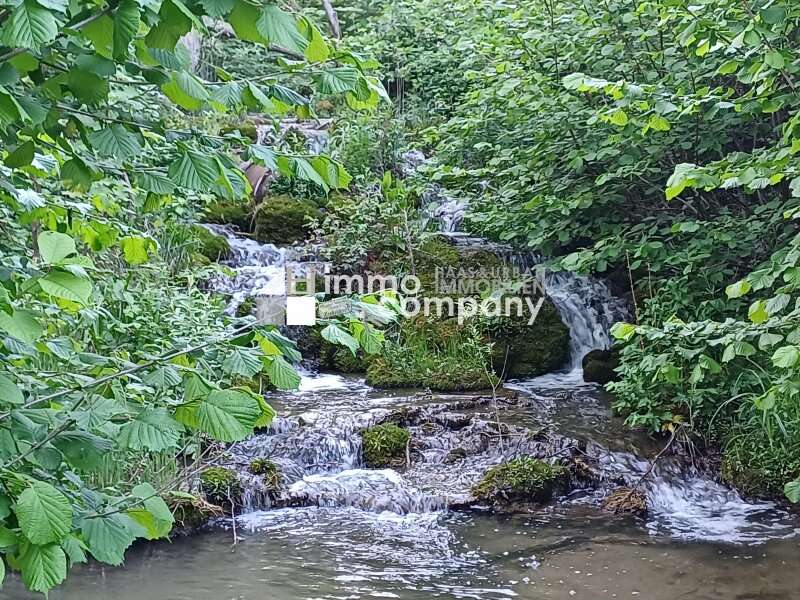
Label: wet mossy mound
xmin=199 ymin=467 xmax=241 ymax=506
xmin=192 ymin=226 xmax=231 ymax=262
xmin=235 ymin=297 xmax=256 ymax=318
xmin=249 ymin=458 xmax=282 ymax=490
xmin=485 ymin=301 xmax=570 ymax=378
xmin=204 ymin=200 xmax=253 ymax=232
xmin=365 ymin=317 xmax=496 ymax=391
xmin=472 ymin=456 xmax=569 ymax=504
xmin=361 ymin=423 xmax=411 ymax=467
xmin=721 ymin=433 xmax=800 ymax=499
xmin=254 ymin=195 xmax=321 ymax=245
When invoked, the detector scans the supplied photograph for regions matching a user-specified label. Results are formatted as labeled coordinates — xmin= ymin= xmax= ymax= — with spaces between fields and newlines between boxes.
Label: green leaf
xmin=168 ymin=149 xmax=219 ymax=191
xmin=15 ymin=481 xmax=73 ymax=545
xmin=316 ymin=67 xmax=361 ymax=94
xmin=222 ymin=346 xmax=263 ymax=377
xmin=142 ymin=365 xmax=182 ymax=388
xmin=88 ymin=125 xmax=142 ymax=161
xmin=161 ymin=71 xmax=209 ymax=110
xmin=772 ymin=346 xmax=800 ymax=369
xmin=61 ymin=157 xmax=95 ymax=191
xmin=256 ymin=5 xmax=308 ymax=53
xmin=609 ymin=109 xmax=628 ymax=127
xmin=1 ymin=0 xmax=58 ymax=51
xmin=646 ymin=114 xmax=670 ymax=132
xmin=113 ymin=0 xmax=141 ymax=60
xmin=199 ymin=0 xmax=234 ymax=18
xmin=321 ymin=323 xmax=360 ymax=355
xmin=5 ymin=140 xmax=35 ymax=168
xmin=127 ymin=483 xmax=173 ymax=540
xmin=38 ymin=231 xmax=76 ymax=265
xmin=81 ymin=15 xmax=114 ymax=57
xmin=120 ymin=235 xmax=154 ymax=265
xmin=785 ymin=479 xmax=800 ymax=503
xmin=60 ymin=534 xmax=87 ymax=566
xmin=264 ymin=355 xmax=301 ymax=390
xmin=52 ymin=430 xmax=113 ymax=471
xmin=81 ymin=513 xmax=138 ymax=566
xmin=748 ymin=300 xmax=768 ymax=324
xmin=191 ymin=389 xmax=261 ymax=442
xmin=66 ymin=69 xmax=110 ymax=105
xmin=39 ymin=270 xmax=93 ymax=304
xmin=725 ymin=279 xmax=751 ymax=299
xmin=610 ymin=322 xmax=636 ymax=341
xmin=17 ymin=541 xmax=67 ymax=594
xmin=0 ymin=309 xmax=43 ymax=343
xmin=118 ymin=408 xmax=183 ymax=451
xmin=0 ymin=373 xmax=24 ymax=405
xmin=228 ymin=0 xmax=265 ymax=43
xmin=136 ymin=171 xmax=177 ymax=194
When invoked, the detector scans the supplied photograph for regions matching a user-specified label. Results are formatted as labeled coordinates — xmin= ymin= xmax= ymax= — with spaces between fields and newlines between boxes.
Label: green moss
xmin=332 ymin=347 xmax=368 ymax=373
xmin=485 ymin=301 xmax=570 ymax=377
xmin=192 ymin=225 xmax=231 ymax=262
xmin=236 ymin=297 xmax=255 ymax=318
xmin=205 ymin=201 xmax=253 ymax=232
xmin=248 ymin=458 xmax=282 ymax=489
xmin=472 ymin=456 xmax=568 ymax=503
xmin=721 ymin=433 xmax=800 ymax=499
xmin=254 ymin=195 xmax=322 ymax=245
xmin=361 ymin=423 xmax=411 ymax=467
xmin=365 ymin=317 xmax=496 ymax=391
xmin=199 ymin=467 xmax=241 ymax=506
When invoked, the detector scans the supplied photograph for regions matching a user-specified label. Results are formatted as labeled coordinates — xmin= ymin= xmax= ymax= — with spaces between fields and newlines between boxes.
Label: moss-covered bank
xmin=254 ymin=195 xmax=321 ymax=245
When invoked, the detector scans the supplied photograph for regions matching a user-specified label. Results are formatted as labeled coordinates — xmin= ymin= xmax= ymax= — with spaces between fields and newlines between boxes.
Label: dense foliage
xmin=0 ymin=0 xmax=392 ymax=593
xmin=336 ymin=0 xmax=800 ymax=501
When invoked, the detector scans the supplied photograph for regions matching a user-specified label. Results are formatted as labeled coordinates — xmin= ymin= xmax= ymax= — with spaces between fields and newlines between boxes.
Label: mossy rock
xmin=361 ymin=423 xmax=410 ymax=468
xmin=444 ymin=447 xmax=468 ymax=464
xmin=248 ymin=458 xmax=282 ymax=490
xmin=486 ymin=300 xmax=570 ymax=378
xmin=581 ymin=348 xmax=620 ymax=384
xmin=192 ymin=225 xmax=231 ymax=262
xmin=410 ymin=237 xmax=505 ymax=298
xmin=199 ymin=467 xmax=241 ymax=506
xmin=205 ymin=200 xmax=253 ymax=232
xmin=254 ymin=195 xmax=322 ymax=245
xmin=602 ymin=487 xmax=647 ymax=515
xmin=235 ymin=297 xmax=256 ymax=318
xmin=365 ymin=316 xmax=496 ymax=391
xmin=472 ymin=456 xmax=569 ymax=504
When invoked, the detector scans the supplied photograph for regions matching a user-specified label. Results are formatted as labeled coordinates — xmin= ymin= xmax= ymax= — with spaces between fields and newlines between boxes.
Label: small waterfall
xmin=422 ymin=185 xmax=468 ymax=233
xmin=595 ymin=450 xmax=798 ymax=544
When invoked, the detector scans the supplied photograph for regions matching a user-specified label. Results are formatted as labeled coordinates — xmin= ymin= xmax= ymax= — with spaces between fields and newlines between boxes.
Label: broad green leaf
xmin=222 ymin=346 xmax=263 ymax=377
xmin=264 ymin=355 xmax=301 ymax=390
xmin=321 ymin=323 xmax=360 ymax=355
xmin=2 ymin=0 xmax=58 ymax=51
xmin=15 ymin=481 xmax=73 ymax=545
xmin=192 ymin=389 xmax=261 ymax=442
xmin=168 ymin=150 xmax=219 ymax=191
xmin=315 ymin=67 xmax=361 ymax=94
xmin=199 ymin=0 xmax=234 ymax=18
xmin=0 ymin=373 xmax=24 ymax=405
xmin=60 ymin=534 xmax=87 ymax=566
xmin=0 ymin=309 xmax=42 ymax=343
xmin=161 ymin=71 xmax=210 ymax=110
xmin=772 ymin=346 xmax=800 ymax=369
xmin=17 ymin=541 xmax=67 ymax=594
xmin=39 ymin=270 xmax=93 ymax=304
xmin=609 ymin=109 xmax=628 ymax=127
xmin=610 ymin=322 xmax=636 ymax=341
xmin=38 ymin=231 xmax=76 ymax=265
xmin=143 ymin=365 xmax=182 ymax=388
xmin=88 ymin=125 xmax=142 ymax=161
xmin=785 ymin=479 xmax=800 ymax=503
xmin=66 ymin=68 xmax=110 ymax=104
xmin=81 ymin=513 xmax=138 ymax=566
xmin=256 ymin=5 xmax=308 ymax=53
xmin=748 ymin=300 xmax=768 ymax=324
xmin=135 ymin=171 xmax=177 ymax=194
xmin=725 ymin=279 xmax=751 ymax=299
xmin=120 ymin=236 xmax=154 ymax=265
xmin=113 ymin=0 xmax=141 ymax=60
xmin=52 ymin=430 xmax=113 ymax=471
xmin=118 ymin=408 xmax=183 ymax=451
xmin=228 ymin=0 xmax=265 ymax=43
xmin=81 ymin=15 xmax=114 ymax=57
xmin=127 ymin=483 xmax=173 ymax=540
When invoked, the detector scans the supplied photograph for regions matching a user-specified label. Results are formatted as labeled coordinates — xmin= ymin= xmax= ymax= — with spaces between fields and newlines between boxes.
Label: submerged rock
xmin=361 ymin=423 xmax=411 ymax=468
xmin=602 ymin=486 xmax=647 ymax=515
xmin=472 ymin=456 xmax=569 ymax=505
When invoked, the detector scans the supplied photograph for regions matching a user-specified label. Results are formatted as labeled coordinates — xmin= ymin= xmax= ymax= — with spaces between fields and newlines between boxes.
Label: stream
xmin=6 ymin=202 xmax=800 ymax=600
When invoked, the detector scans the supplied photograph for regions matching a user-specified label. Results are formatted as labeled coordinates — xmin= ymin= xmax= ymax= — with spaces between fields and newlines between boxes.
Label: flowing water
xmin=7 ymin=197 xmax=799 ymax=599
